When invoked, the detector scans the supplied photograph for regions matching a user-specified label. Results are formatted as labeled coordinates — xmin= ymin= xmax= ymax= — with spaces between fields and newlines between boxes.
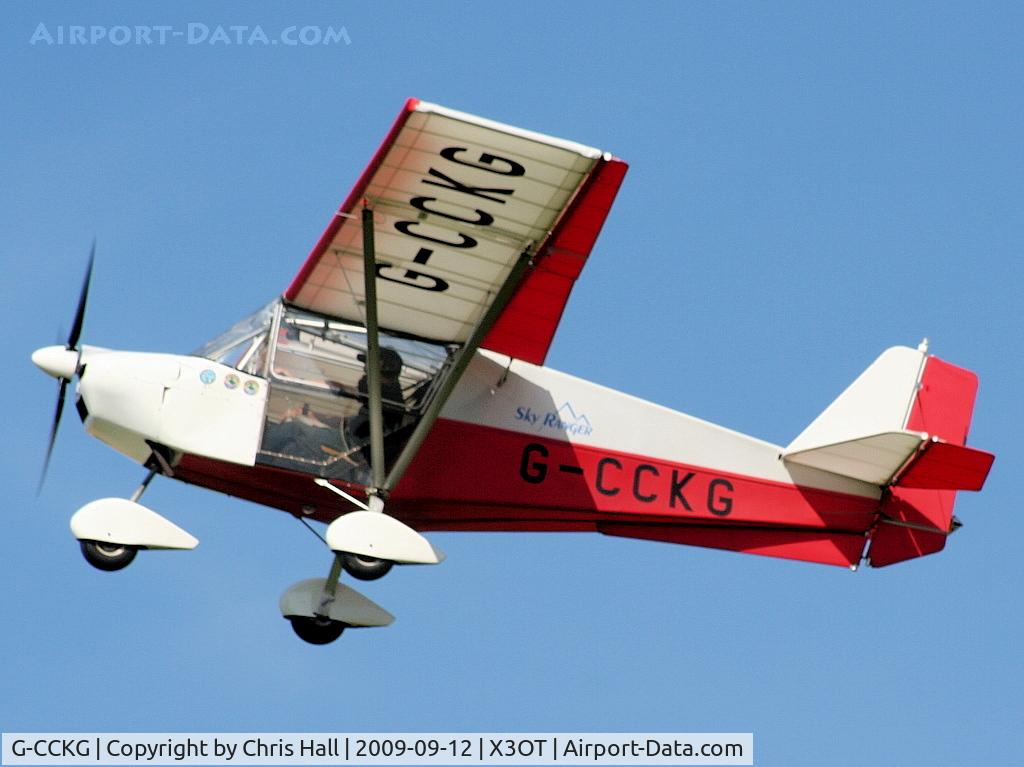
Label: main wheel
xmin=288 ymin=615 xmax=346 ymax=645
xmin=342 ymin=552 xmax=394 ymax=581
xmin=80 ymin=540 xmax=138 ymax=572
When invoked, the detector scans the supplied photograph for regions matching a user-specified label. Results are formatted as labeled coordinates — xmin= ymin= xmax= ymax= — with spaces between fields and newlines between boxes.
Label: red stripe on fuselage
xmin=174 ymin=419 xmax=880 ymax=541
xmin=393 ymin=419 xmax=878 ymax=532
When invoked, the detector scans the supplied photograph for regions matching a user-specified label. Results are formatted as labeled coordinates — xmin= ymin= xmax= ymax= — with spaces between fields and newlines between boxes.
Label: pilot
xmin=344 ymin=347 xmax=406 ymax=448
xmin=358 ymin=348 xmax=405 ymax=411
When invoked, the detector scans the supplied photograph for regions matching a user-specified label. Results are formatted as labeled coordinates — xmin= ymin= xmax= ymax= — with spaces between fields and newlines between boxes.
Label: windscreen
xmin=192 ymin=300 xmax=277 ymax=376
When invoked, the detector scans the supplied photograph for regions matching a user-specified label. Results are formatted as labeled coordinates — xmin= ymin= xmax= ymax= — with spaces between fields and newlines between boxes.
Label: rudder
xmin=868 ymin=355 xmax=991 ymax=567
xmin=783 ymin=346 xmax=993 ymax=567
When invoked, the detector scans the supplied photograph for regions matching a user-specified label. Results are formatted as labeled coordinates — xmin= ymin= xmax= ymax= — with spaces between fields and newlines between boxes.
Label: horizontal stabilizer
xmin=895 ymin=439 xmax=994 ymax=491
xmin=783 ymin=431 xmax=925 ymax=486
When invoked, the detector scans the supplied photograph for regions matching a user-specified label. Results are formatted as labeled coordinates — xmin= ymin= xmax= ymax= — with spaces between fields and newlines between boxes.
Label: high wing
xmin=285 ymin=99 xmax=628 ymax=366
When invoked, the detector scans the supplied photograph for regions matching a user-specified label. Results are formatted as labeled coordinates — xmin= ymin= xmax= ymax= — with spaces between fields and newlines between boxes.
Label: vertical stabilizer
xmin=786 ymin=346 xmax=925 ymax=455
xmin=868 ymin=356 xmax=986 ymax=567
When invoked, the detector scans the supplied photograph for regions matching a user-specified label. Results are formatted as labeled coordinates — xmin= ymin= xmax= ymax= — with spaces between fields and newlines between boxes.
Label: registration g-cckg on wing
xmin=31 ymin=99 xmax=994 ymax=645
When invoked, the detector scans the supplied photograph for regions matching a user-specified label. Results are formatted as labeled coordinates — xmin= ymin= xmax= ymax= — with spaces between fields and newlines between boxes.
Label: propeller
xmin=34 ymin=241 xmax=95 ymax=493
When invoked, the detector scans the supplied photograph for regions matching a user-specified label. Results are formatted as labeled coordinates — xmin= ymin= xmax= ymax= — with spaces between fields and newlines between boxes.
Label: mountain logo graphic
xmin=513 ymin=401 xmax=594 ymax=436
xmin=553 ymin=402 xmax=593 ymax=433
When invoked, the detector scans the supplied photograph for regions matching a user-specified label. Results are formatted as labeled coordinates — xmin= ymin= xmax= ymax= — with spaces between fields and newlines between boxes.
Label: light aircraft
xmin=32 ymin=99 xmax=995 ymax=644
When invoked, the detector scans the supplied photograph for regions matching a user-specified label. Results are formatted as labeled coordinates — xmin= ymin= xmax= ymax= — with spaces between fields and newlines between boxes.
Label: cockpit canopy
xmin=194 ymin=299 xmax=451 ymax=414
xmin=193 ymin=300 xmax=276 ymax=376
xmin=194 ymin=299 xmax=453 ymax=479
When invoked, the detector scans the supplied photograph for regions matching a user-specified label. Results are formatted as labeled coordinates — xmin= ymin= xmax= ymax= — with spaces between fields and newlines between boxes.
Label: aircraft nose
xmin=32 ymin=345 xmax=79 ymax=380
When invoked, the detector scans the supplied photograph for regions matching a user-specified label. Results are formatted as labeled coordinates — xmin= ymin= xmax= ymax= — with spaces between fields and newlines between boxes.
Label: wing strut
xmin=359 ymin=203 xmax=534 ymax=506
xmin=360 ymin=204 xmax=387 ymax=505
xmin=306 ymin=226 xmax=530 ymax=626
xmin=382 ymin=245 xmax=536 ymax=496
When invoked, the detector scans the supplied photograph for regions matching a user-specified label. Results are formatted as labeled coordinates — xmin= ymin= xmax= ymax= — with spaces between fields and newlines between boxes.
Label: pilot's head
xmin=358 ymin=347 xmax=403 ymax=377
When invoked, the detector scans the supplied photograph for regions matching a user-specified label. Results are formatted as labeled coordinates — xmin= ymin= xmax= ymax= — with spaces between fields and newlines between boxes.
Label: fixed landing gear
xmin=288 ymin=615 xmax=346 ymax=645
xmin=342 ymin=553 xmax=393 ymax=581
xmin=69 ymin=470 xmax=199 ymax=572
xmin=278 ymin=502 xmax=445 ymax=644
xmin=279 ymin=574 xmax=395 ymax=645
xmin=80 ymin=540 xmax=138 ymax=571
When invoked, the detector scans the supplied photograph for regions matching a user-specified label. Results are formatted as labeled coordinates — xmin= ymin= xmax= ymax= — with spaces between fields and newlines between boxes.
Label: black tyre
xmin=342 ymin=552 xmax=394 ymax=581
xmin=288 ymin=616 xmax=346 ymax=645
xmin=80 ymin=540 xmax=138 ymax=572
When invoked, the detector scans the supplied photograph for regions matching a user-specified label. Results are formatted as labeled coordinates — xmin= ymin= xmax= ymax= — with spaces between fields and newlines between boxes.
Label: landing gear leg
xmin=287 ymin=554 xmax=348 ymax=645
xmin=129 ymin=468 xmax=158 ymax=502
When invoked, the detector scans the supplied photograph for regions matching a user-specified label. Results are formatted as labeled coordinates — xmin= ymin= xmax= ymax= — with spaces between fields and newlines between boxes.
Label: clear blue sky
xmin=2 ymin=2 xmax=1021 ymax=765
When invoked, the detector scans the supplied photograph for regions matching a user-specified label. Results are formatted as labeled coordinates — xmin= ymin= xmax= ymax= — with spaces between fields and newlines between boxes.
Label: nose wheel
xmin=69 ymin=471 xmax=199 ymax=573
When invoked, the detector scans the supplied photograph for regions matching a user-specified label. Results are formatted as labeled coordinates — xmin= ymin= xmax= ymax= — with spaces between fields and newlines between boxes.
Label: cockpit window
xmin=193 ymin=300 xmax=276 ymax=376
xmin=256 ymin=303 xmax=453 ymax=483
xmin=271 ymin=306 xmax=449 ymax=413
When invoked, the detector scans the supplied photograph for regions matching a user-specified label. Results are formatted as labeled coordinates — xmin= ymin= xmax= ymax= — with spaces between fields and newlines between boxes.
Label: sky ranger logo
xmin=515 ymin=402 xmax=594 ymax=437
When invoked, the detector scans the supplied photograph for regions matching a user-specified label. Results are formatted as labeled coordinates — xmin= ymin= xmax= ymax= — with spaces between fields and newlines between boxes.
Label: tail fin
xmin=784 ymin=346 xmax=928 ymax=485
xmin=783 ymin=346 xmax=994 ymax=567
xmin=869 ymin=353 xmax=993 ymax=566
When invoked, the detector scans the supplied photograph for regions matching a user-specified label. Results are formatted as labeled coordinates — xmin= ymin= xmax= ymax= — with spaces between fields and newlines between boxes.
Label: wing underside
xmin=285 ymin=99 xmax=627 ymax=365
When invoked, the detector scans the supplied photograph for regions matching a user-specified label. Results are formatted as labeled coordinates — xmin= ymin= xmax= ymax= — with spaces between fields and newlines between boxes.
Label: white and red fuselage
xmin=63 ymin=338 xmax=987 ymax=572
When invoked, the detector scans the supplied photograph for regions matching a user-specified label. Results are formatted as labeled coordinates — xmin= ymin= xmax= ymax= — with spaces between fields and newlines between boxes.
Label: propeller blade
xmin=66 ymin=239 xmax=95 ymax=351
xmin=38 ymin=240 xmax=96 ymax=495
xmin=38 ymin=377 xmax=69 ymax=495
